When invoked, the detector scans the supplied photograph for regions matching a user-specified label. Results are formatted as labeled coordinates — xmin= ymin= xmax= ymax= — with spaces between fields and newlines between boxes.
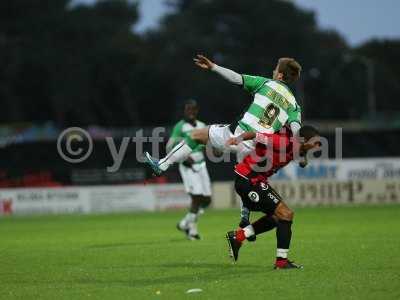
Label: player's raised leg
xmin=144 ymin=123 xmax=238 ymax=175
xmin=144 ymin=127 xmax=208 ymax=175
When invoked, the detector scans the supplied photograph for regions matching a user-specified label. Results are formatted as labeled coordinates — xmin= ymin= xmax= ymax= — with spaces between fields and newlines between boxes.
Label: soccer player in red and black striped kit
xmin=225 ymin=125 xmax=321 ymax=269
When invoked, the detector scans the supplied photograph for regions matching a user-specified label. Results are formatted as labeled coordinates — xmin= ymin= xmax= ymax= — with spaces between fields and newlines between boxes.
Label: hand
xmin=193 ymin=54 xmax=214 ymax=70
xmin=212 ymin=147 xmax=224 ymax=157
xmin=299 ymin=160 xmax=308 ymax=168
xmin=299 ymin=156 xmax=308 ymax=168
xmin=226 ymin=137 xmax=240 ymax=146
xmin=182 ymin=157 xmax=195 ymax=168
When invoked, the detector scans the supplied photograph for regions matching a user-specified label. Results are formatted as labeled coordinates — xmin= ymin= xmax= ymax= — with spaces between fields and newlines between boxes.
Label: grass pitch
xmin=1 ymin=205 xmax=400 ymax=299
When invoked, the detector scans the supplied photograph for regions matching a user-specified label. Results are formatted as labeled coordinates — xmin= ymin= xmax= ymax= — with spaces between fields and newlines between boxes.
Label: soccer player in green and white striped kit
xmin=169 ymin=100 xmax=212 ymax=240
xmin=145 ymin=54 xmax=302 ymax=175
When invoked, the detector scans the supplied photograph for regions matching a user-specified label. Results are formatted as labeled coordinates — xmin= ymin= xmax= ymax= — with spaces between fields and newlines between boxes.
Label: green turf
xmin=1 ymin=205 xmax=400 ymax=300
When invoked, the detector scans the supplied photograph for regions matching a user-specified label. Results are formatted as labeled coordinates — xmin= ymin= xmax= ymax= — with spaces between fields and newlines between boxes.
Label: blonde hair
xmin=277 ymin=58 xmax=302 ymax=83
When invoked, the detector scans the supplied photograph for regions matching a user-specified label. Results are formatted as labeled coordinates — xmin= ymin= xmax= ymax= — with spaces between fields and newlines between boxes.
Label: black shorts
xmin=235 ymin=174 xmax=282 ymax=215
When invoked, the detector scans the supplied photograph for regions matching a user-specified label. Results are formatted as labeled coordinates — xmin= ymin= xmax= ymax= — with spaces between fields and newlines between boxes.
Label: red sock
xmin=235 ymin=229 xmax=246 ymax=242
xmin=275 ymin=258 xmax=288 ymax=268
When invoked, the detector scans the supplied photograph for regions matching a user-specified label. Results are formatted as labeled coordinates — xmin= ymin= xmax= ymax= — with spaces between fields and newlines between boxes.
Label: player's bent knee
xmin=286 ymin=209 xmax=294 ymax=221
xmin=278 ymin=211 xmax=293 ymax=221
xmin=201 ymin=196 xmax=212 ymax=208
xmin=275 ymin=202 xmax=294 ymax=221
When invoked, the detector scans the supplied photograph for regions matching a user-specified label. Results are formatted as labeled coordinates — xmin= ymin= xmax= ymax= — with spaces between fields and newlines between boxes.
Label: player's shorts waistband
xmin=235 ymin=171 xmax=268 ymax=186
xmin=234 ymin=170 xmax=249 ymax=181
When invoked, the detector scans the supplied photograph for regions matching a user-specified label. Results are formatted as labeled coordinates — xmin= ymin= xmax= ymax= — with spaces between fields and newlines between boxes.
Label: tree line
xmin=0 ymin=0 xmax=399 ymax=127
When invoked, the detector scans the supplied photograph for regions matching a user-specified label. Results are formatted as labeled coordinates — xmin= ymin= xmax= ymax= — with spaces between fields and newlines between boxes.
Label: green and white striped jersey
xmin=238 ymin=75 xmax=301 ymax=133
xmin=169 ymin=119 xmax=206 ymax=163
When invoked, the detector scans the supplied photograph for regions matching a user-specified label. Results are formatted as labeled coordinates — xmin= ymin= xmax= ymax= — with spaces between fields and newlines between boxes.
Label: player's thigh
xmin=179 ymin=164 xmax=208 ymax=196
xmin=208 ymin=124 xmax=234 ymax=151
xmin=256 ymin=182 xmax=285 ymax=215
xmin=198 ymin=164 xmax=212 ymax=197
xmin=234 ymin=176 xmax=276 ymax=213
xmin=233 ymin=126 xmax=255 ymax=162
xmin=254 ymin=185 xmax=294 ymax=221
xmin=236 ymin=178 xmax=283 ymax=215
xmin=179 ymin=164 xmax=196 ymax=194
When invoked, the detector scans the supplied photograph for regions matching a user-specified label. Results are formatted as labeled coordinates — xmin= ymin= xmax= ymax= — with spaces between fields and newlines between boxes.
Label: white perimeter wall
xmin=1 ymin=158 xmax=399 ymax=216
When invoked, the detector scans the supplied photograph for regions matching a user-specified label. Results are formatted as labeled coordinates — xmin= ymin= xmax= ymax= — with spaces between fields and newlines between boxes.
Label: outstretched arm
xmin=194 ymin=54 xmax=243 ymax=85
xmin=212 ymin=64 xmax=243 ymax=85
xmin=290 ymin=122 xmax=301 ymax=137
xmin=226 ymin=131 xmax=256 ymax=146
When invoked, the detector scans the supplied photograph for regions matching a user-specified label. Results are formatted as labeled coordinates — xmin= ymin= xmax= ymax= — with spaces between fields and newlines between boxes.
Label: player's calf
xmin=234 ymin=214 xmax=278 ymax=250
xmin=273 ymin=202 xmax=302 ymax=269
xmin=251 ymin=214 xmax=278 ymax=236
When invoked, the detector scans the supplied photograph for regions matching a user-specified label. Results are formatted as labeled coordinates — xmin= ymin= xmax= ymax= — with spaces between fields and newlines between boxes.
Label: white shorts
xmin=208 ymin=124 xmax=255 ymax=161
xmin=208 ymin=124 xmax=234 ymax=151
xmin=179 ymin=162 xmax=212 ymax=196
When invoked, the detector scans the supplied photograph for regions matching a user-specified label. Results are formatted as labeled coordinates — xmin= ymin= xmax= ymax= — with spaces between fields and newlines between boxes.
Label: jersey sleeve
xmin=287 ymin=103 xmax=302 ymax=125
xmin=242 ymin=75 xmax=268 ymax=94
xmin=167 ymin=122 xmax=184 ymax=151
xmin=170 ymin=122 xmax=183 ymax=139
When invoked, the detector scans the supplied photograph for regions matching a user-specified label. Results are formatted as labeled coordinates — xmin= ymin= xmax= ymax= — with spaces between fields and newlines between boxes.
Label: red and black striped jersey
xmin=235 ymin=127 xmax=296 ymax=184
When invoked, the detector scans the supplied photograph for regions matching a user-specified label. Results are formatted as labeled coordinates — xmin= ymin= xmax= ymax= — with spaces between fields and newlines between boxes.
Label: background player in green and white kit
xmin=170 ymin=100 xmax=212 ymax=240
xmin=145 ymin=55 xmax=302 ymax=175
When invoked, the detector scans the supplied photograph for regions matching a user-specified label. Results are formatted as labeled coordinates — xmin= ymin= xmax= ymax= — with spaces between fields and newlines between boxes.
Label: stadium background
xmin=1 ymin=0 xmax=399 ymax=206
xmin=0 ymin=1 xmax=399 ymax=299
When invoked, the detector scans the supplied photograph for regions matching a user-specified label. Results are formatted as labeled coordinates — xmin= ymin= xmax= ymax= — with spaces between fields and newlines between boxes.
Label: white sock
xmin=243 ymin=225 xmax=255 ymax=238
xmin=277 ymin=248 xmax=289 ymax=259
xmin=188 ymin=222 xmax=198 ymax=236
xmin=187 ymin=213 xmax=198 ymax=235
xmin=158 ymin=141 xmax=192 ymax=171
xmin=186 ymin=212 xmax=197 ymax=223
xmin=179 ymin=218 xmax=188 ymax=229
xmin=180 ymin=212 xmax=197 ymax=229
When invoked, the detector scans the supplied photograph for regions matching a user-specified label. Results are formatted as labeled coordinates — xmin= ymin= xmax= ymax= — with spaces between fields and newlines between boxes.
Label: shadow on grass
xmin=158 ymin=262 xmax=262 ymax=270
xmin=73 ymin=261 xmax=274 ymax=288
xmin=87 ymin=238 xmax=188 ymax=249
xmin=3 ymin=259 xmax=275 ymax=287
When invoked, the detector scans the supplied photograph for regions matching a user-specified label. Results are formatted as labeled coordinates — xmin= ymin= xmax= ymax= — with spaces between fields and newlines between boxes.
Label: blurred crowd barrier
xmin=1 ymin=128 xmax=400 ymax=188
xmin=1 ymin=158 xmax=399 ymax=216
